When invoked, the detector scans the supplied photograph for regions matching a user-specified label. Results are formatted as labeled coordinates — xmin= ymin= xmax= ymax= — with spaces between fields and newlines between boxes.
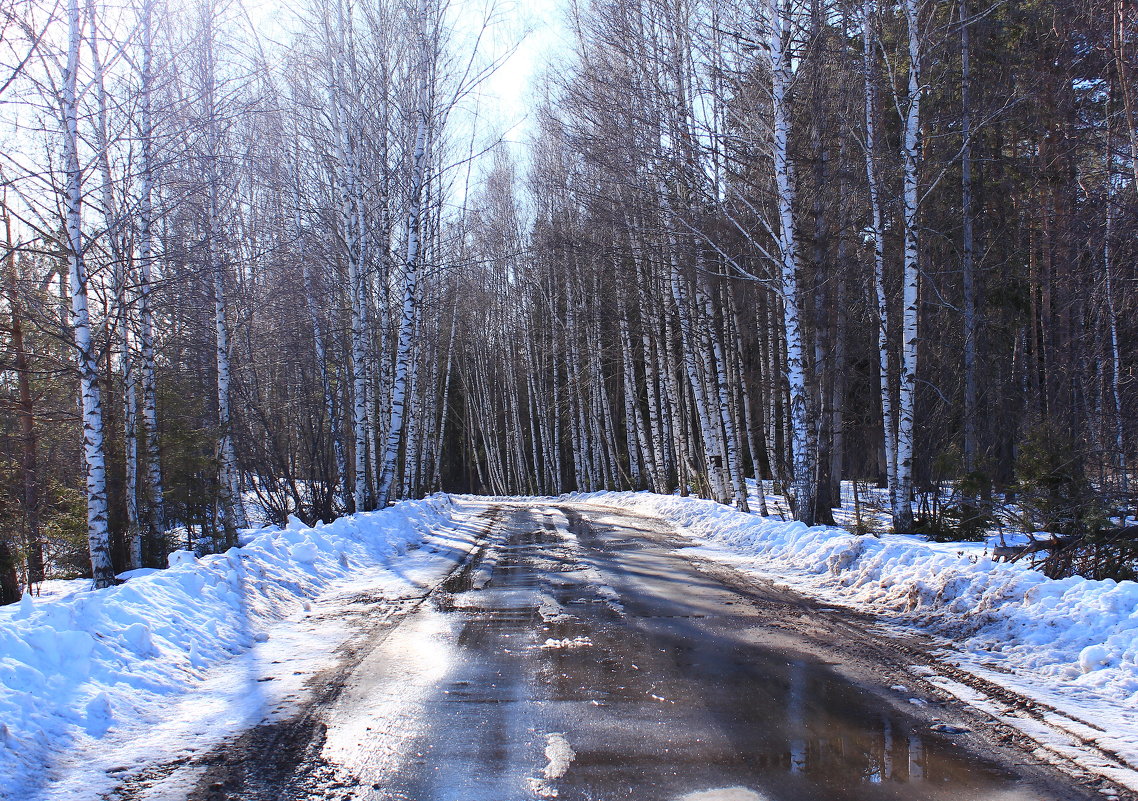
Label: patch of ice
xmin=538 ymin=593 xmax=570 ymax=623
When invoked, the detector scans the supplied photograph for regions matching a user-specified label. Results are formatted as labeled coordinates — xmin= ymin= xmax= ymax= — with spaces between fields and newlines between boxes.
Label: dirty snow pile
xmin=576 ymin=491 xmax=1138 ymax=709
xmin=0 ymin=494 xmax=459 ymax=792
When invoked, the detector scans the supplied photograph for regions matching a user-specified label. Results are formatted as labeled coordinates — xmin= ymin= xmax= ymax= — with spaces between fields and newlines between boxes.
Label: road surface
xmin=115 ymin=502 xmax=1115 ymax=801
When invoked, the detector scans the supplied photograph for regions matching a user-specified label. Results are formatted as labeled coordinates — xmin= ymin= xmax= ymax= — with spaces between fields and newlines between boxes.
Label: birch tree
xmin=61 ymin=0 xmax=114 ymax=586
xmin=767 ymin=0 xmax=817 ymax=524
xmin=893 ymin=0 xmax=923 ymax=532
xmin=136 ymin=0 xmax=166 ymax=551
xmin=862 ymin=0 xmax=897 ymax=518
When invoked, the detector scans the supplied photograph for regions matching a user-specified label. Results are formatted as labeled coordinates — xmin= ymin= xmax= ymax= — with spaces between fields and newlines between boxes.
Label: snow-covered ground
xmin=0 ymin=494 xmax=490 ymax=801
xmin=573 ymin=490 xmax=1138 ymax=792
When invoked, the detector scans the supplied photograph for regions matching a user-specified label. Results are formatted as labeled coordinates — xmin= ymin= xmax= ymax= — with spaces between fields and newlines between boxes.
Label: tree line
xmin=0 ymin=0 xmax=1134 ymax=600
xmin=457 ymin=0 xmax=1135 ymax=556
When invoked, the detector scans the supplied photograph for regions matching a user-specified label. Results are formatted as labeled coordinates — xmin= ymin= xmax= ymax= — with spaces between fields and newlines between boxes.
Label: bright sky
xmin=478 ymin=0 xmax=568 ymax=147
xmin=247 ymin=0 xmax=570 ymax=170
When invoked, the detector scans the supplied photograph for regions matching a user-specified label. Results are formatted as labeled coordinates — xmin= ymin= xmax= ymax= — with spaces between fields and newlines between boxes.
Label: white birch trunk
xmin=769 ymin=0 xmax=815 ymax=524
xmin=551 ymin=339 xmax=564 ymax=493
xmin=632 ymin=233 xmax=669 ymax=492
xmin=137 ymin=0 xmax=165 ymax=553
xmin=619 ymin=301 xmax=653 ymax=490
xmin=430 ymin=300 xmax=458 ymax=492
xmin=200 ymin=2 xmax=244 ymax=542
xmin=728 ymin=288 xmax=769 ymax=515
xmin=376 ymin=112 xmax=428 ymax=507
xmin=88 ymin=8 xmax=142 ymax=567
xmin=699 ymin=278 xmax=749 ymax=511
xmin=661 ymin=186 xmax=730 ymax=502
xmin=566 ymin=282 xmax=591 ymax=489
xmin=290 ymin=166 xmax=347 ymax=511
xmin=401 ymin=306 xmax=422 ymax=497
xmin=63 ymin=0 xmax=114 ymax=587
xmin=862 ymin=0 xmax=899 ymax=517
xmin=1104 ymin=176 xmax=1129 ymax=495
xmin=660 ymin=276 xmax=688 ymax=493
xmin=327 ymin=2 xmax=371 ymax=512
xmin=895 ymin=0 xmax=922 ymax=531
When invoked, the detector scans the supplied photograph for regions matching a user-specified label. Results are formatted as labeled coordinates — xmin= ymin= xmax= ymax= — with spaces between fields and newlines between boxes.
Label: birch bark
xmin=62 ymin=0 xmax=114 ymax=587
xmin=768 ymin=0 xmax=816 ymax=524
xmin=200 ymin=1 xmax=244 ymax=544
xmin=88 ymin=7 xmax=142 ymax=566
xmin=862 ymin=0 xmax=898 ymax=517
xmin=894 ymin=0 xmax=923 ymax=531
xmin=137 ymin=0 xmax=165 ymax=554
xmin=327 ymin=0 xmax=371 ymax=511
xmin=376 ymin=109 xmax=429 ymax=506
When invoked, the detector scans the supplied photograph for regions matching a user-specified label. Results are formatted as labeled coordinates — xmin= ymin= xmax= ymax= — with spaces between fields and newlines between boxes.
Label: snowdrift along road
xmin=0 ymin=494 xmax=466 ymax=797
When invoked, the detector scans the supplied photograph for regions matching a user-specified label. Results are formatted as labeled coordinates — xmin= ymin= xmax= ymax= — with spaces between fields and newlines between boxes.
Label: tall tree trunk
xmin=201 ymin=0 xmax=243 ymax=544
xmin=769 ymin=0 xmax=816 ymax=524
xmin=1103 ymin=131 xmax=1129 ymax=499
xmin=863 ymin=0 xmax=898 ymax=519
xmin=961 ymin=0 xmax=980 ymax=492
xmin=894 ymin=0 xmax=923 ymax=532
xmin=5 ymin=212 xmax=44 ymax=586
xmin=137 ymin=0 xmax=165 ymax=561
xmin=89 ymin=5 xmax=142 ymax=567
xmin=63 ymin=0 xmax=114 ymax=587
xmin=377 ymin=110 xmax=429 ymax=507
xmin=327 ymin=4 xmax=372 ymax=513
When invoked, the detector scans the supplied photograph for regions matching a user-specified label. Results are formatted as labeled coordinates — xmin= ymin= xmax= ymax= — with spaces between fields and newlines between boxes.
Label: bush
xmin=913 ymin=503 xmax=993 ymax=542
xmin=1015 ymin=423 xmax=1106 ymax=540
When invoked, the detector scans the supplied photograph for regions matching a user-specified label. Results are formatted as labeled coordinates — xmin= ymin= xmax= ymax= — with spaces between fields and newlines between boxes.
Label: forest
xmin=0 ymin=0 xmax=1134 ymax=600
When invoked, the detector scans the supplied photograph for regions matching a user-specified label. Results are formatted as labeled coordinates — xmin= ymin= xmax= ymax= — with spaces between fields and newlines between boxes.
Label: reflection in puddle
xmin=787 ymin=660 xmax=806 ymax=775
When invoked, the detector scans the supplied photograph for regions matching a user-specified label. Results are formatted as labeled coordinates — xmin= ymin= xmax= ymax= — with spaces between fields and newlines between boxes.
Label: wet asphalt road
xmin=170 ymin=502 xmax=1103 ymax=801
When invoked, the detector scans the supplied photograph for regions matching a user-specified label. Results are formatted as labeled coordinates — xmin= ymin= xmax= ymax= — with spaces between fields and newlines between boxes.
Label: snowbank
xmin=0 ymin=495 xmax=460 ymax=793
xmin=575 ymin=491 xmax=1138 ymax=707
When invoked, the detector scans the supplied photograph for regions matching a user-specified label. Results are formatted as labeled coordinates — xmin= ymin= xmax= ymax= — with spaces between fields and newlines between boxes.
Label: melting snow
xmin=678 ymin=788 xmax=770 ymax=801
xmin=542 ymin=732 xmax=575 ymax=779
xmin=540 ymin=637 xmax=593 ymax=649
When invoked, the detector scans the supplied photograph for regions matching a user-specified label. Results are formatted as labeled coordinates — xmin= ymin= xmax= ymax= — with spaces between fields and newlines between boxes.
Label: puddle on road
xmin=549 ymin=508 xmax=1057 ymax=801
xmin=366 ymin=506 xmax=1071 ymax=801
